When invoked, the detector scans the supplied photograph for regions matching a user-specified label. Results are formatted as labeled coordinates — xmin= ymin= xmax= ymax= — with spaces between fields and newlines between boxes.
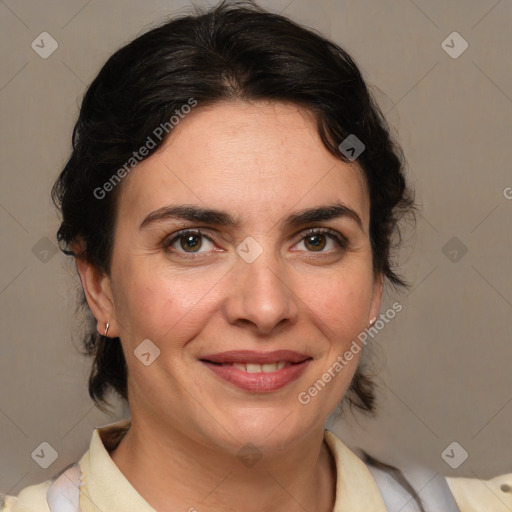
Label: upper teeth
xmin=228 ymin=361 xmax=289 ymax=373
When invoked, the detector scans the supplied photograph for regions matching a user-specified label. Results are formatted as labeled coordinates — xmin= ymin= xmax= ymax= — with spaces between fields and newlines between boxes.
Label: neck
xmin=109 ymin=417 xmax=336 ymax=512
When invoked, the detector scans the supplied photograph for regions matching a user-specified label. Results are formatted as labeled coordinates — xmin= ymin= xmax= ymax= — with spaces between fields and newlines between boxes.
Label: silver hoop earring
xmin=104 ymin=322 xmax=110 ymax=337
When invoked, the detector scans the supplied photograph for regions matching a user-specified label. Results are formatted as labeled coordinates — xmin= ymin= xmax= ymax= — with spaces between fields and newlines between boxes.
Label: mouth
xmin=207 ymin=361 xmax=292 ymax=372
xmin=200 ymin=350 xmax=312 ymax=392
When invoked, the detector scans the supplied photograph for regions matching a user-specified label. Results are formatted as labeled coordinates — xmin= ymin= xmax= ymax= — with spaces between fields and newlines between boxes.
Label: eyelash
xmin=162 ymin=228 xmax=348 ymax=259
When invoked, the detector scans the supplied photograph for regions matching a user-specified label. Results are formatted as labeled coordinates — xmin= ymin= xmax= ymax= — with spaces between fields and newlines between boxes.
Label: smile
xmin=200 ymin=350 xmax=312 ymax=392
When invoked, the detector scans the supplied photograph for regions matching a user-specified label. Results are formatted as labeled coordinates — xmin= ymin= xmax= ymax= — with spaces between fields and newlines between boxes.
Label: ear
xmin=369 ymin=273 xmax=383 ymax=324
xmin=73 ymin=247 xmax=118 ymax=338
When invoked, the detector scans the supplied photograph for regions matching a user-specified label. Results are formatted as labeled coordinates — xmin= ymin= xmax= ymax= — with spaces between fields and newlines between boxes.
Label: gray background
xmin=1 ymin=0 xmax=511 ymax=495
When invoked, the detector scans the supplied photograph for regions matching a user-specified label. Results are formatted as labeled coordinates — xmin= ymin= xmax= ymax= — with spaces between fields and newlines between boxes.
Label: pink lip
xmin=200 ymin=350 xmax=312 ymax=392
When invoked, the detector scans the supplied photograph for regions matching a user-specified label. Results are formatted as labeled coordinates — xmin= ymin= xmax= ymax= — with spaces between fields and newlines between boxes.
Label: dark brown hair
xmin=52 ymin=0 xmax=414 ymax=413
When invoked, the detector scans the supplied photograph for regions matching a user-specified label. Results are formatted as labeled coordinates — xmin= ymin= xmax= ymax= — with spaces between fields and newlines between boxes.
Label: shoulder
xmin=447 ymin=473 xmax=512 ymax=512
xmin=325 ymin=430 xmax=460 ymax=511
xmin=0 ymin=419 xmax=129 ymax=512
xmin=0 ymin=480 xmax=52 ymax=512
xmin=362 ymin=455 xmax=462 ymax=512
xmin=1 ymin=462 xmax=82 ymax=512
xmin=364 ymin=449 xmax=512 ymax=512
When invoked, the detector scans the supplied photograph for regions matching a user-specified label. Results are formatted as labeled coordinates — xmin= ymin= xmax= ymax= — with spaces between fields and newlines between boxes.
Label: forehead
xmin=117 ymin=100 xmax=370 ymax=227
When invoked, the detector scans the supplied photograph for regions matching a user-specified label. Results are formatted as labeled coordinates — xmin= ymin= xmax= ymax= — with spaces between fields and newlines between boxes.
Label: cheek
xmin=302 ymin=265 xmax=374 ymax=341
xmin=111 ymin=260 xmax=223 ymax=345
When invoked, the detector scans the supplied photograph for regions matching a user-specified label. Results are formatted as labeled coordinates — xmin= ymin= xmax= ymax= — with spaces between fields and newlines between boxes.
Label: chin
xmin=219 ymin=407 xmax=311 ymax=450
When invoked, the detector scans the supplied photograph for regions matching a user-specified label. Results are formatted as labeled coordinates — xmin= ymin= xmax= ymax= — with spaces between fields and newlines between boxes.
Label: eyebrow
xmin=139 ymin=201 xmax=363 ymax=232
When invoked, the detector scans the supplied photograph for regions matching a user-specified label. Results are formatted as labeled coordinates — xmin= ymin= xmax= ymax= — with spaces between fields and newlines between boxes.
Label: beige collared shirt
xmin=3 ymin=419 xmax=388 ymax=511
xmin=447 ymin=473 xmax=512 ymax=512
xmin=3 ymin=419 xmax=511 ymax=511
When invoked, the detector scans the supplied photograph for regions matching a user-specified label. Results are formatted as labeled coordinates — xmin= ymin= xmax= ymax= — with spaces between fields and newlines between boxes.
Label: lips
xmin=200 ymin=350 xmax=312 ymax=392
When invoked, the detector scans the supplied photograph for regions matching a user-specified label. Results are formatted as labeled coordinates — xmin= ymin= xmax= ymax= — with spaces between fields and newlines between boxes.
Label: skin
xmin=77 ymin=100 xmax=383 ymax=512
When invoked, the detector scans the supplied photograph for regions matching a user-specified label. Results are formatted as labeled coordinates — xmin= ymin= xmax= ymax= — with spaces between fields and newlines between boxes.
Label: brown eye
xmin=180 ymin=233 xmax=203 ymax=252
xmin=304 ymin=233 xmax=327 ymax=251
xmin=295 ymin=229 xmax=348 ymax=253
xmin=164 ymin=229 xmax=215 ymax=256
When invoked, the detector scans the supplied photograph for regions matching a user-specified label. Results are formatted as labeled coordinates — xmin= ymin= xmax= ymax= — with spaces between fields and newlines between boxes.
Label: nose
xmin=224 ymin=251 xmax=299 ymax=336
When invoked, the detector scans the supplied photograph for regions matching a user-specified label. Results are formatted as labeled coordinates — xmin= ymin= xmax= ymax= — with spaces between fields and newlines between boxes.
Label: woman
xmin=1 ymin=1 xmax=503 ymax=510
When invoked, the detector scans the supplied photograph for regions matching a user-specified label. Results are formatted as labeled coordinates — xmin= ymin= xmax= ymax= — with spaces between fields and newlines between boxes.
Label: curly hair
xmin=52 ymin=0 xmax=414 ymax=413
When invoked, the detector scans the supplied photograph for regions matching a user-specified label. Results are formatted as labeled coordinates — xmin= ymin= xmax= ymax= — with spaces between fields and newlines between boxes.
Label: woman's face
xmin=103 ymin=100 xmax=381 ymax=453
